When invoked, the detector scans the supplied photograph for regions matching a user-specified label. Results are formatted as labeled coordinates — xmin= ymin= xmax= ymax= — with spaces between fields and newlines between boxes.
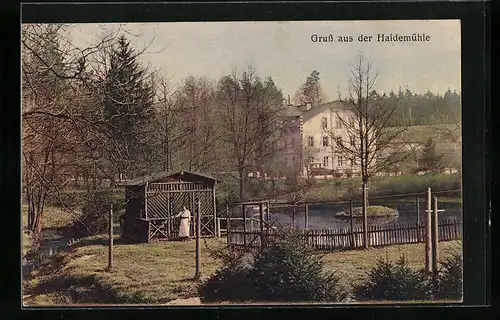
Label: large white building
xmin=278 ymin=101 xmax=360 ymax=178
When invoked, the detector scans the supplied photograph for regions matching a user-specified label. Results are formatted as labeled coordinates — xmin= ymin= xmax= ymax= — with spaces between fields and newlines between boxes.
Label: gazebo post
xmin=144 ymin=182 xmax=148 ymax=220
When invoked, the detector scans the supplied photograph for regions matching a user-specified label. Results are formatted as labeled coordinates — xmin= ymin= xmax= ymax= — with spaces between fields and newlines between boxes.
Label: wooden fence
xmin=227 ymin=219 xmax=461 ymax=251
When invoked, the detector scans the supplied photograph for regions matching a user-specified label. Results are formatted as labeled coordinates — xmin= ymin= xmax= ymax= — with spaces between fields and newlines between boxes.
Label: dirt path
xmin=165 ymin=297 xmax=201 ymax=305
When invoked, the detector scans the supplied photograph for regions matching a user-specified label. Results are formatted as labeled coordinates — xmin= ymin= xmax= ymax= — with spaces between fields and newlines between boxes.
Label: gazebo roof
xmin=120 ymin=170 xmax=222 ymax=186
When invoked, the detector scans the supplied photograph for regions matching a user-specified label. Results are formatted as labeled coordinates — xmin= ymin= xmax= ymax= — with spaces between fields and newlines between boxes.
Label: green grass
xmin=22 ymin=204 xmax=75 ymax=230
xmin=23 ymin=237 xmax=226 ymax=305
xmin=321 ymin=240 xmax=462 ymax=294
xmin=276 ymin=173 xmax=461 ymax=203
xmin=23 ymin=237 xmax=462 ymax=305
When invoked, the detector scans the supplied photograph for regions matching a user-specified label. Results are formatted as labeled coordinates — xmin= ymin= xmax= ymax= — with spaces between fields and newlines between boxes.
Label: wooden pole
xmin=144 ymin=183 xmax=148 ymax=220
xmin=266 ymin=201 xmax=271 ymax=239
xmin=259 ymin=203 xmax=264 ymax=248
xmin=213 ymin=186 xmax=217 ymax=238
xmin=242 ymin=204 xmax=247 ymax=246
xmin=217 ymin=218 xmax=221 ymax=237
xmin=304 ymin=202 xmax=309 ymax=229
xmin=416 ymin=194 xmax=421 ymax=242
xmin=350 ymin=200 xmax=354 ymax=247
xmin=266 ymin=201 xmax=271 ymax=225
xmin=226 ymin=206 xmax=231 ymax=244
xmin=195 ymin=198 xmax=201 ymax=279
xmin=425 ymin=187 xmax=432 ymax=272
xmin=362 ymin=182 xmax=368 ymax=249
xmin=432 ymin=196 xmax=440 ymax=276
xmin=107 ymin=204 xmax=113 ymax=272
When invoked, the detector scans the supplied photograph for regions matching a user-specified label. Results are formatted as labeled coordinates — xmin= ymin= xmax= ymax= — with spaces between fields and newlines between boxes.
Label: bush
xmin=199 ymin=229 xmax=348 ymax=303
xmin=68 ymin=192 xmax=113 ymax=238
xmin=434 ymin=252 xmax=463 ymax=300
xmin=354 ymin=255 xmax=432 ymax=301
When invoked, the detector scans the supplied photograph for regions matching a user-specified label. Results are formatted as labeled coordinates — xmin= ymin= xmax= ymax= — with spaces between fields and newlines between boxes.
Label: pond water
xmin=22 ymin=229 xmax=70 ymax=275
xmin=268 ymin=201 xmax=462 ymax=230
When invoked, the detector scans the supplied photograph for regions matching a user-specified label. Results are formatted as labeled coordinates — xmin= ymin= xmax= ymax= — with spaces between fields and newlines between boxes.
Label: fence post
xmin=416 ymin=194 xmax=421 ymax=242
xmin=107 ymin=204 xmax=113 ymax=272
xmin=350 ymin=200 xmax=354 ymax=248
xmin=304 ymin=202 xmax=309 ymax=229
xmin=362 ymin=183 xmax=369 ymax=249
xmin=195 ymin=198 xmax=201 ymax=280
xmin=259 ymin=203 xmax=265 ymax=248
xmin=267 ymin=201 xmax=271 ymax=225
xmin=217 ymin=218 xmax=221 ymax=237
xmin=432 ymin=196 xmax=441 ymax=278
xmin=226 ymin=206 xmax=230 ymax=244
xmin=242 ymin=204 xmax=247 ymax=247
xmin=425 ymin=187 xmax=432 ymax=272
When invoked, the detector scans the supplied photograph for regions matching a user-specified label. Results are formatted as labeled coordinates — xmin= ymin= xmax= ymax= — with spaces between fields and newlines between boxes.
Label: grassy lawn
xmin=321 ymin=240 xmax=462 ymax=293
xmin=22 ymin=204 xmax=75 ymax=230
xmin=23 ymin=236 xmax=227 ymax=305
xmin=23 ymin=236 xmax=462 ymax=306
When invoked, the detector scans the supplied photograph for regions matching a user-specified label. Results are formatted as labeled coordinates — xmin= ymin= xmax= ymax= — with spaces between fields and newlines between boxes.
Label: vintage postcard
xmin=21 ymin=19 xmax=463 ymax=306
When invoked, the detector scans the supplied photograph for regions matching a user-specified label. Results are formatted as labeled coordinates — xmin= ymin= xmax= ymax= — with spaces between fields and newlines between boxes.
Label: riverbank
xmin=266 ymin=173 xmax=461 ymax=204
xmin=23 ymin=236 xmax=462 ymax=305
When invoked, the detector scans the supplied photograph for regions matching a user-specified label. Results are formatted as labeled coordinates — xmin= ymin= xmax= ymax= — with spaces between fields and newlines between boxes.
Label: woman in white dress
xmin=174 ymin=206 xmax=191 ymax=241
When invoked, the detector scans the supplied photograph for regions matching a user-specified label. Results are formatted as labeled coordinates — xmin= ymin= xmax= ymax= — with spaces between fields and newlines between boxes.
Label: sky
xmin=67 ymin=20 xmax=461 ymax=100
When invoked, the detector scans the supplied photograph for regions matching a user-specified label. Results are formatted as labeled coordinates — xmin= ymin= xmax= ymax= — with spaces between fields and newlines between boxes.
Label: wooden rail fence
xmin=227 ymin=219 xmax=461 ymax=251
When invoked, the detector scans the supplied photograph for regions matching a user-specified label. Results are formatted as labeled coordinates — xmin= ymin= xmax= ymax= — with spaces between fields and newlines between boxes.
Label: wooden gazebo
xmin=121 ymin=170 xmax=221 ymax=243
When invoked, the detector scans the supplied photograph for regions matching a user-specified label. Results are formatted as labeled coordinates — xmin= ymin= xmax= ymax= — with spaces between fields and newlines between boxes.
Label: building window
xmin=321 ymin=117 xmax=327 ymax=129
xmin=350 ymin=157 xmax=355 ymax=166
xmin=349 ymin=117 xmax=355 ymax=126
xmin=350 ymin=136 xmax=356 ymax=146
xmin=308 ymin=136 xmax=314 ymax=147
xmin=291 ymin=137 xmax=295 ymax=148
xmin=337 ymin=155 xmax=343 ymax=167
xmin=335 ymin=116 xmax=343 ymax=128
xmin=323 ymin=156 xmax=329 ymax=167
xmin=322 ymin=136 xmax=329 ymax=147
xmin=336 ymin=137 xmax=343 ymax=147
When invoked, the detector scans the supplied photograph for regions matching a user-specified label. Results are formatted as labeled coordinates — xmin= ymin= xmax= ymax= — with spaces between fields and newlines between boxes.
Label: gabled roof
xmin=279 ymin=106 xmax=303 ymax=117
xmin=120 ymin=170 xmax=222 ymax=186
xmin=302 ymin=101 xmax=346 ymax=122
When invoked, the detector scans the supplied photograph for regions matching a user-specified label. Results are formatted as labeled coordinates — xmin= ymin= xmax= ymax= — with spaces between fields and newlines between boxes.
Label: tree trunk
xmin=362 ymin=181 xmax=369 ymax=249
xmin=239 ymin=168 xmax=246 ymax=201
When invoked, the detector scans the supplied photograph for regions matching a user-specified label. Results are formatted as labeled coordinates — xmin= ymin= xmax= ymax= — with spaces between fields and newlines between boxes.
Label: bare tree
xmin=327 ymin=53 xmax=409 ymax=248
xmin=21 ymin=24 xmax=156 ymax=234
xmin=21 ymin=24 xmax=89 ymax=233
xmin=174 ymin=76 xmax=223 ymax=172
xmin=216 ymin=66 xmax=286 ymax=201
xmin=301 ymin=146 xmax=320 ymax=180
